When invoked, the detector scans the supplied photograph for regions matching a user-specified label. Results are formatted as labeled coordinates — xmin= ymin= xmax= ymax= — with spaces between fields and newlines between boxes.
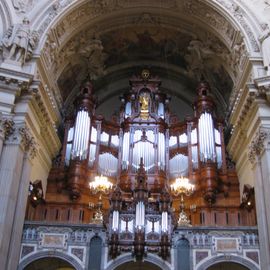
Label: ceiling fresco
xmin=101 ymin=26 xmax=191 ymax=69
xmin=53 ymin=21 xmax=233 ymax=123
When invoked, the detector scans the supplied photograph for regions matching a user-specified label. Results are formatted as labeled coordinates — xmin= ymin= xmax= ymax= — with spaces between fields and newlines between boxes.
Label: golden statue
xmin=139 ymin=93 xmax=149 ymax=119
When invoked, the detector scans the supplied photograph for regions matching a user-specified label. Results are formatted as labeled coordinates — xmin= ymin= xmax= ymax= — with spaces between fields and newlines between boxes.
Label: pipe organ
xmin=58 ymin=71 xmax=230 ymax=202
xmin=38 ymin=70 xmax=257 ymax=261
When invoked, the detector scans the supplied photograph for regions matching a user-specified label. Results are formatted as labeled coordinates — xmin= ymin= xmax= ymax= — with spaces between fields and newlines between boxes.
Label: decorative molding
xmin=5 ymin=122 xmax=38 ymax=159
xmin=20 ymin=244 xmax=35 ymax=259
xmin=195 ymin=250 xmax=209 ymax=265
xmin=39 ymin=232 xmax=68 ymax=249
xmin=12 ymin=0 xmax=37 ymax=14
xmin=70 ymin=247 xmax=84 ymax=262
xmin=212 ymin=237 xmax=242 ymax=254
xmin=245 ymin=250 xmax=260 ymax=265
xmin=248 ymin=128 xmax=270 ymax=164
xmin=0 ymin=117 xmax=14 ymax=139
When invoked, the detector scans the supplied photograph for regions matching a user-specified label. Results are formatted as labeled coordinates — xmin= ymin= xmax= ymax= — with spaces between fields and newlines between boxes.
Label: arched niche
xmin=88 ymin=236 xmax=103 ymax=270
xmin=23 ymin=257 xmax=75 ymax=270
xmin=176 ymin=238 xmax=191 ymax=270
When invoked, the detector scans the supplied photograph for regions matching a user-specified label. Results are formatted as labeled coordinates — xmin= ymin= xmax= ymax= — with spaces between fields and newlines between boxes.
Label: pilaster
xmin=6 ymin=151 xmax=34 ymax=270
xmin=0 ymin=122 xmax=37 ymax=269
xmin=248 ymin=127 xmax=270 ymax=270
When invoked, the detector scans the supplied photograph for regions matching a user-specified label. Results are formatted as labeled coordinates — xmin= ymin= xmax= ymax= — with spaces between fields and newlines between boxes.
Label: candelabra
xmin=170 ymin=177 xmax=195 ymax=226
xmin=89 ymin=175 xmax=113 ymax=224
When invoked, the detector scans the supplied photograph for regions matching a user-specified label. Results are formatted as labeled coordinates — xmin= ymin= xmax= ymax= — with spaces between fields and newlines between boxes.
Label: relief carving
xmin=79 ymin=35 xmax=107 ymax=80
xmin=259 ymin=24 xmax=270 ymax=75
xmin=248 ymin=128 xmax=269 ymax=164
xmin=12 ymin=0 xmax=37 ymax=13
xmin=185 ymin=38 xmax=215 ymax=77
xmin=0 ymin=118 xmax=15 ymax=140
xmin=5 ymin=123 xmax=37 ymax=159
xmin=0 ymin=18 xmax=39 ymax=65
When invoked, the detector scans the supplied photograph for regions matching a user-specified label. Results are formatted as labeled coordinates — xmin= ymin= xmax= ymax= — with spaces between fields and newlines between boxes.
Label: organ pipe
xmin=161 ymin=211 xmax=168 ymax=232
xmin=169 ymin=154 xmax=188 ymax=177
xmin=122 ymin=132 xmax=130 ymax=169
xmin=99 ymin=153 xmax=118 ymax=176
xmin=71 ymin=110 xmax=91 ymax=160
xmin=135 ymin=201 xmax=145 ymax=229
xmin=198 ymin=112 xmax=215 ymax=162
xmin=158 ymin=133 xmax=165 ymax=170
xmin=112 ymin=210 xmax=119 ymax=231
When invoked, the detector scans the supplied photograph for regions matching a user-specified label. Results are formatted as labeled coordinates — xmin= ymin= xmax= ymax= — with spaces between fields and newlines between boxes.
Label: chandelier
xmin=89 ymin=175 xmax=113 ymax=223
xmin=170 ymin=177 xmax=195 ymax=226
xmin=89 ymin=175 xmax=113 ymax=194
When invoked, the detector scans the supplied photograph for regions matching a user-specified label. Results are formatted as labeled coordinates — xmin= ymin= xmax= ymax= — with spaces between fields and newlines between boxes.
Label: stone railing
xmin=173 ymin=226 xmax=260 ymax=270
xmin=173 ymin=226 xmax=259 ymax=248
xmin=20 ymin=222 xmax=260 ymax=270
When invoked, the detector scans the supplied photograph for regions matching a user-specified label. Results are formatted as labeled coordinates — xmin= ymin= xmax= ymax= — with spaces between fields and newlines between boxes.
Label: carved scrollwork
xmin=0 ymin=118 xmax=15 ymax=139
xmin=248 ymin=128 xmax=270 ymax=164
xmin=19 ymin=126 xmax=38 ymax=159
xmin=5 ymin=123 xmax=38 ymax=159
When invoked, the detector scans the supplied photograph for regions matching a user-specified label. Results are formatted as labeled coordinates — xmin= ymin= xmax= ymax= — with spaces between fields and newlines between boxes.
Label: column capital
xmin=248 ymin=127 xmax=270 ymax=164
xmin=0 ymin=116 xmax=14 ymax=140
xmin=5 ymin=122 xmax=38 ymax=159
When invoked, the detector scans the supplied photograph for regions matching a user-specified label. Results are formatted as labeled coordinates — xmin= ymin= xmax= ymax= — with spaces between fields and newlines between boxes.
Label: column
xmin=0 ymin=123 xmax=37 ymax=270
xmin=248 ymin=128 xmax=270 ymax=270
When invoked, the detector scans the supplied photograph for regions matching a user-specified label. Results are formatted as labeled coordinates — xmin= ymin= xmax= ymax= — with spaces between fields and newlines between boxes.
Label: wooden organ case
xmin=26 ymin=70 xmax=257 ymax=261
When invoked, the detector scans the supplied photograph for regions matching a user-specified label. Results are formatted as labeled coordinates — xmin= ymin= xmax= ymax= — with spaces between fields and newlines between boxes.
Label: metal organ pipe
xmin=135 ymin=201 xmax=145 ymax=229
xmin=161 ymin=211 xmax=168 ymax=232
xmin=207 ymin=113 xmax=213 ymax=158
xmin=81 ymin=112 xmax=86 ymax=155
xmin=78 ymin=111 xmax=83 ymax=155
xmin=73 ymin=110 xmax=90 ymax=159
xmin=72 ymin=112 xmax=79 ymax=155
xmin=65 ymin=127 xmax=74 ymax=164
xmin=122 ymin=132 xmax=130 ymax=169
xmin=199 ymin=112 xmax=215 ymax=162
xmin=112 ymin=210 xmax=119 ymax=231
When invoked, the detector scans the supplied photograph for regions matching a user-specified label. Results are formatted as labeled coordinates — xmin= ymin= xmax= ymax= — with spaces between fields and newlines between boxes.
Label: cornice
xmin=29 ymin=88 xmax=61 ymax=158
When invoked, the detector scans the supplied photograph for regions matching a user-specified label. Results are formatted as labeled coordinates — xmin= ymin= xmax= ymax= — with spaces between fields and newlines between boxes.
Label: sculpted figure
xmin=259 ymin=24 xmax=270 ymax=74
xmin=80 ymin=36 xmax=107 ymax=79
xmin=1 ymin=18 xmax=38 ymax=65
xmin=185 ymin=38 xmax=214 ymax=76
xmin=140 ymin=94 xmax=149 ymax=111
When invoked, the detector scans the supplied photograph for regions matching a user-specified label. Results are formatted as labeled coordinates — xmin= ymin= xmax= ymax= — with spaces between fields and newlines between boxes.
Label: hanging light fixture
xmin=170 ymin=177 xmax=195 ymax=226
xmin=89 ymin=175 xmax=113 ymax=194
xmin=89 ymin=175 xmax=113 ymax=223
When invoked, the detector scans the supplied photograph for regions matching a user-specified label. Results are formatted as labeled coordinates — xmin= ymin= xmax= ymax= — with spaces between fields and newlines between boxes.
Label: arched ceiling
xmin=32 ymin=0 xmax=262 ymax=121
